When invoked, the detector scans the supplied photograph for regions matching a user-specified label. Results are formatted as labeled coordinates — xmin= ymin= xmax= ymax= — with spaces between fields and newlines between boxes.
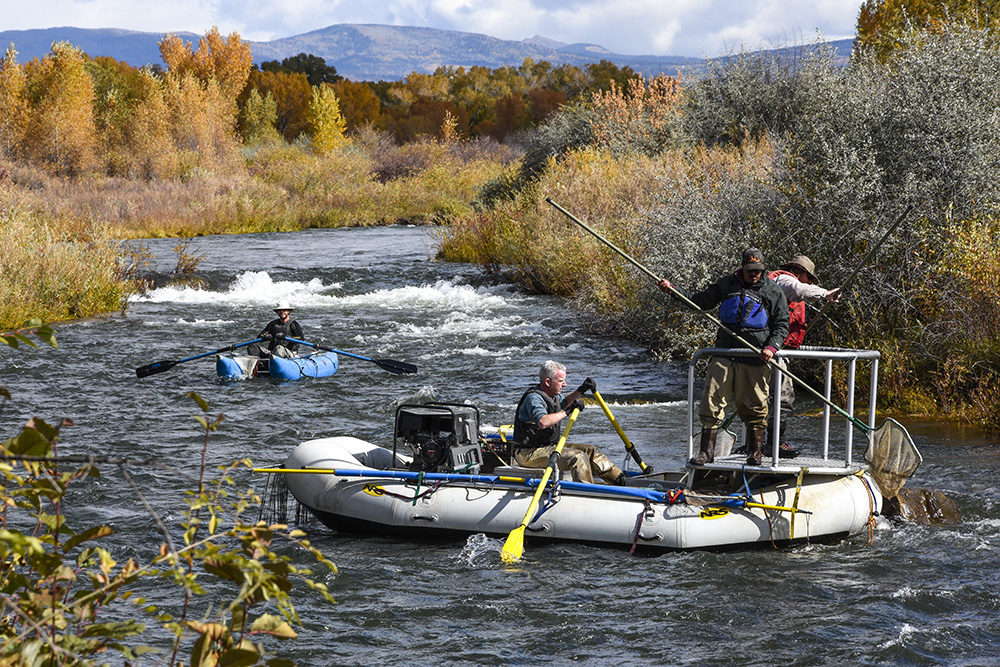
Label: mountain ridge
xmin=0 ymin=24 xmax=852 ymax=81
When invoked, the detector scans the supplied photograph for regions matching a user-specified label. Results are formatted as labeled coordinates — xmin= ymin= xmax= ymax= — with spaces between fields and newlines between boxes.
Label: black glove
xmin=261 ymin=333 xmax=272 ymax=340
xmin=566 ymin=399 xmax=585 ymax=414
xmin=274 ymin=332 xmax=286 ymax=341
xmin=577 ymin=377 xmax=597 ymax=395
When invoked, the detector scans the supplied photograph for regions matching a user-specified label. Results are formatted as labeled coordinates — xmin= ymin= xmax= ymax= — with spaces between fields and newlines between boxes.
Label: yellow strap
xmin=790 ymin=468 xmax=806 ymax=540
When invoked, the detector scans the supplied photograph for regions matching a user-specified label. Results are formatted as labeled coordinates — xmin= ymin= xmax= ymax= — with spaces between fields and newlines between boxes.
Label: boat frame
xmin=269 ymin=346 xmax=895 ymax=553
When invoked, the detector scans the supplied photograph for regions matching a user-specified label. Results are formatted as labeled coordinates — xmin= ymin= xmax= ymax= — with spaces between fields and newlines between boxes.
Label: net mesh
xmin=864 ymin=418 xmax=922 ymax=499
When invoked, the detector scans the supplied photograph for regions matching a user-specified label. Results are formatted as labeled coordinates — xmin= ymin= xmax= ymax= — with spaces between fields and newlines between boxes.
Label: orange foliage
xmin=246 ymin=69 xmax=312 ymax=141
xmin=22 ymin=42 xmax=98 ymax=175
xmin=589 ymin=74 xmax=684 ymax=154
xmin=159 ymin=26 xmax=252 ymax=99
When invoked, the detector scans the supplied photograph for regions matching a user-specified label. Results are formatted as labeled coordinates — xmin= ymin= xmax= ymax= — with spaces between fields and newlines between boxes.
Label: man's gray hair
xmin=539 ymin=360 xmax=566 ymax=383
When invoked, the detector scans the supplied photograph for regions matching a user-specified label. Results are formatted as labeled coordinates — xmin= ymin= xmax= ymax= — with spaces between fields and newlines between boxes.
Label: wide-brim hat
xmin=273 ymin=301 xmax=295 ymax=312
xmin=781 ymin=255 xmax=818 ymax=284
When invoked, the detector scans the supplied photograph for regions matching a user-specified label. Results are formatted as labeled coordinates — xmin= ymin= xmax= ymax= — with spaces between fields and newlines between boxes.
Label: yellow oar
xmin=591 ymin=389 xmax=651 ymax=473
xmin=500 ymin=407 xmax=580 ymax=564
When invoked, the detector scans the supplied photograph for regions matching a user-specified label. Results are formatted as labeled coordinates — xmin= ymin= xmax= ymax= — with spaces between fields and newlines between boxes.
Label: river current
xmin=2 ymin=226 xmax=999 ymax=666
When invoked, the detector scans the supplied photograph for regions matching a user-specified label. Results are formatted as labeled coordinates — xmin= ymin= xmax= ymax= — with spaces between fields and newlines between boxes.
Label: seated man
xmin=251 ymin=302 xmax=302 ymax=359
xmin=511 ymin=360 xmax=627 ymax=485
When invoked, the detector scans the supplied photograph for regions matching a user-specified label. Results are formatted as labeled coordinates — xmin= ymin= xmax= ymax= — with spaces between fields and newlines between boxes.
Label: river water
xmin=2 ymin=226 xmax=999 ymax=666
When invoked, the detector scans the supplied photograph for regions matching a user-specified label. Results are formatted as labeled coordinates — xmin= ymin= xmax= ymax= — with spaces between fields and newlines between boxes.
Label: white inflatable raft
xmin=267 ymin=347 xmax=919 ymax=553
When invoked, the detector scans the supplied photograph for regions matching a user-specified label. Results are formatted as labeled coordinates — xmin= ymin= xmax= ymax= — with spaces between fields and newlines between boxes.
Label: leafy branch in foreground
xmin=0 ymin=391 xmax=336 ymax=666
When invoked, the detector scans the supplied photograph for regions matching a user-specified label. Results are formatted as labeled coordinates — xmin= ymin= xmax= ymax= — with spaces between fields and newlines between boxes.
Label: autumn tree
xmin=125 ymin=69 xmax=176 ymax=178
xmin=244 ymin=68 xmax=312 ymax=141
xmin=331 ymin=79 xmax=381 ymax=131
xmin=84 ymin=55 xmax=176 ymax=177
xmin=493 ymin=93 xmax=529 ymax=140
xmin=22 ymin=42 xmax=98 ymax=175
xmin=307 ymin=84 xmax=348 ymax=153
xmin=158 ymin=27 xmax=251 ymax=174
xmin=0 ymin=45 xmax=28 ymax=160
xmin=527 ymin=87 xmax=567 ymax=124
xmin=856 ymin=0 xmax=1000 ymax=61
xmin=240 ymin=87 xmax=281 ymax=145
xmin=162 ymin=71 xmax=241 ymax=174
xmin=159 ymin=26 xmax=253 ymax=99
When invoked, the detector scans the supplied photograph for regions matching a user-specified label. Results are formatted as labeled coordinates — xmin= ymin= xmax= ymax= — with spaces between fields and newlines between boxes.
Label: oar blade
xmin=135 ymin=360 xmax=177 ymax=378
xmin=500 ymin=526 xmax=526 ymax=564
xmin=864 ymin=418 xmax=922 ymax=499
xmin=373 ymin=358 xmax=417 ymax=375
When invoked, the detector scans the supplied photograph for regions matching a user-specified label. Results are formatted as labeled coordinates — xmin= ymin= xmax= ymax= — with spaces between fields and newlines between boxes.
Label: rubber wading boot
xmin=690 ymin=428 xmax=718 ymax=465
xmin=746 ymin=428 xmax=764 ymax=466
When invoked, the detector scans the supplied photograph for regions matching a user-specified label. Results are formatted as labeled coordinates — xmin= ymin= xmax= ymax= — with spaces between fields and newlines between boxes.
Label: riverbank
xmin=0 ymin=131 xmax=516 ymax=330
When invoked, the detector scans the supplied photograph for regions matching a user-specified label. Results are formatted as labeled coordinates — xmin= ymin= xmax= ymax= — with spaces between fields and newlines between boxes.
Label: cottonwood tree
xmin=240 ymin=87 xmax=281 ymax=145
xmin=22 ymin=42 xmax=98 ymax=175
xmin=856 ymin=0 xmax=1000 ymax=61
xmin=0 ymin=45 xmax=28 ymax=160
xmin=159 ymin=26 xmax=253 ymax=100
xmin=331 ymin=79 xmax=382 ymax=131
xmin=245 ymin=68 xmax=312 ymax=141
xmin=158 ymin=28 xmax=252 ymax=174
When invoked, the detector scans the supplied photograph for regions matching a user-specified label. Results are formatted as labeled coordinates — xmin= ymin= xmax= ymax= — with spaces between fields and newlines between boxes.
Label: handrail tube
xmin=686 ymin=346 xmax=881 ymax=467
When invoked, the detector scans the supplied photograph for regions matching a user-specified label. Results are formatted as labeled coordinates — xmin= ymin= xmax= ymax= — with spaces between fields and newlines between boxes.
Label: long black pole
xmin=802 ymin=205 xmax=912 ymax=337
xmin=545 ymin=197 xmax=871 ymax=431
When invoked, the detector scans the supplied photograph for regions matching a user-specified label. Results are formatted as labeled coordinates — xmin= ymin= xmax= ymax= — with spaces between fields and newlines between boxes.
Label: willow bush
xmin=445 ymin=26 xmax=1000 ymax=428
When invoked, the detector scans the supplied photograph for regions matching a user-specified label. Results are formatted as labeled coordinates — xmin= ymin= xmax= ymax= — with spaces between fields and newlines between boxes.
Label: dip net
xmin=864 ymin=418 xmax=922 ymax=499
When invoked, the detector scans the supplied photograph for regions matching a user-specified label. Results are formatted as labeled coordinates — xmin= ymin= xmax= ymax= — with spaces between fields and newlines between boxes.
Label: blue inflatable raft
xmin=216 ymin=352 xmax=339 ymax=381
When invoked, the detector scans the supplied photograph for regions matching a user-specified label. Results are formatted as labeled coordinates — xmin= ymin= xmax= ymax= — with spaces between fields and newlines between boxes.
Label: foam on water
xmin=335 ymin=279 xmax=514 ymax=312
xmin=132 ymin=271 xmax=341 ymax=307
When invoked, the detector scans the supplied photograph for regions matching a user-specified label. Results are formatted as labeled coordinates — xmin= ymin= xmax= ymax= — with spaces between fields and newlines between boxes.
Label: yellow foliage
xmin=159 ymin=27 xmax=252 ymax=100
xmin=0 ymin=45 xmax=29 ymax=159
xmin=307 ymin=85 xmax=348 ymax=154
xmin=22 ymin=42 xmax=98 ymax=175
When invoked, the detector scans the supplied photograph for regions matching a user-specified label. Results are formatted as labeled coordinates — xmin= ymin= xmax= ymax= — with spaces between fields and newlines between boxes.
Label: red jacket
xmin=769 ymin=269 xmax=806 ymax=348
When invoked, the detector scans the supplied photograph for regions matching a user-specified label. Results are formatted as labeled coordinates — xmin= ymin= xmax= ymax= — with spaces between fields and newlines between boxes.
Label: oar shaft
xmin=136 ymin=338 xmax=264 ymax=377
xmin=592 ymin=390 xmax=650 ymax=472
xmin=179 ymin=338 xmax=263 ymax=363
xmin=255 ymin=464 xmax=678 ymax=504
xmin=546 ymin=198 xmax=869 ymax=432
xmin=284 ymin=337 xmax=416 ymax=374
xmin=285 ymin=337 xmax=368 ymax=361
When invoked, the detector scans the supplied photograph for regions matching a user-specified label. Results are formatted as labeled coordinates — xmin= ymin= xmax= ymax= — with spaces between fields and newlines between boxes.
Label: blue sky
xmin=7 ymin=0 xmax=864 ymax=56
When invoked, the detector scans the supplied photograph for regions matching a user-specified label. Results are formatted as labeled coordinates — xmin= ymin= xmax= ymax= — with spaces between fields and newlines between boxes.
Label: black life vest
xmin=261 ymin=318 xmax=302 ymax=351
xmin=512 ymin=387 xmax=561 ymax=448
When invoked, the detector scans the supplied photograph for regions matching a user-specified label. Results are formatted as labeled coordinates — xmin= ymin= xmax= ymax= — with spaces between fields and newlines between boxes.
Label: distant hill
xmin=0 ymin=26 xmax=201 ymax=68
xmin=0 ymin=24 xmax=853 ymax=82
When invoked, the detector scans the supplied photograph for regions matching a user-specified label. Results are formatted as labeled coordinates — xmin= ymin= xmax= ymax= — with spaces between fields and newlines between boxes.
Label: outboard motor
xmin=393 ymin=403 xmax=482 ymax=474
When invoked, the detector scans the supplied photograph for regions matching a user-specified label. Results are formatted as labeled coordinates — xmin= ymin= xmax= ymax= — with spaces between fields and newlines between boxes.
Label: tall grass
xmin=0 ymin=130 xmax=516 ymax=240
xmin=0 ymin=207 xmax=131 ymax=329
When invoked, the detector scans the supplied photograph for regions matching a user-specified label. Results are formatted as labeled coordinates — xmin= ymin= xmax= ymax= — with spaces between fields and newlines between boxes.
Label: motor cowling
xmin=393 ymin=403 xmax=482 ymax=474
